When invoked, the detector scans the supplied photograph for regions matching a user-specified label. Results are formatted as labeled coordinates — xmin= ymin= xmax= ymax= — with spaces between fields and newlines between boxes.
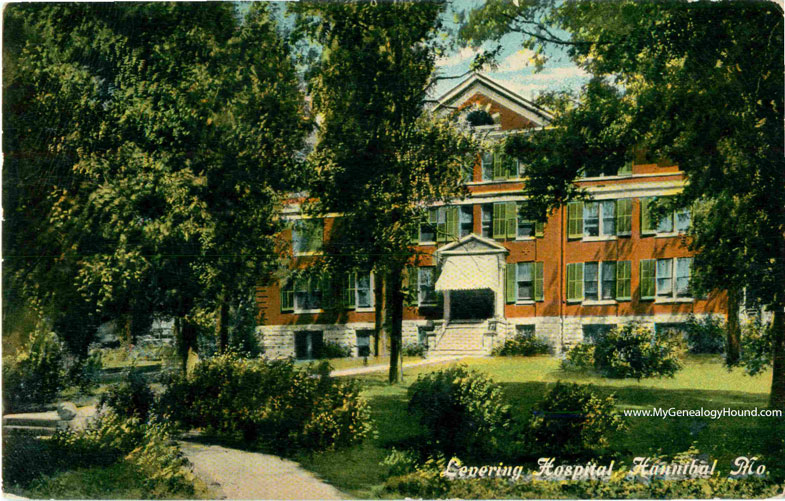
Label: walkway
xmin=329 ymin=355 xmax=463 ymax=377
xmin=179 ymin=441 xmax=346 ymax=500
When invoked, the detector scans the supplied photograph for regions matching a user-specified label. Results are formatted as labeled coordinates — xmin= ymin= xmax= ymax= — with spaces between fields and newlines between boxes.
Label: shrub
xmin=740 ymin=316 xmax=773 ymax=376
xmin=99 ymin=369 xmax=155 ymax=420
xmin=527 ymin=382 xmax=626 ymax=456
xmin=401 ymin=343 xmax=427 ymax=358
xmin=47 ymin=411 xmax=195 ymax=496
xmin=2 ymin=328 xmax=66 ymax=412
xmin=683 ymin=314 xmax=726 ymax=354
xmin=320 ymin=340 xmax=351 ymax=359
xmin=159 ymin=352 xmax=371 ymax=452
xmin=592 ymin=322 xmax=684 ymax=379
xmin=492 ymin=331 xmax=550 ymax=356
xmin=561 ymin=343 xmax=595 ymax=371
xmin=407 ymin=365 xmax=510 ymax=459
xmin=67 ymin=349 xmax=103 ymax=394
xmin=380 ymin=448 xmax=419 ymax=477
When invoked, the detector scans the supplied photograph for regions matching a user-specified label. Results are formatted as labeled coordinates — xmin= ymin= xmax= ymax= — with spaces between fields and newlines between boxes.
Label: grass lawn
xmin=294 ymin=355 xmax=426 ymax=371
xmin=297 ymin=355 xmax=776 ymax=499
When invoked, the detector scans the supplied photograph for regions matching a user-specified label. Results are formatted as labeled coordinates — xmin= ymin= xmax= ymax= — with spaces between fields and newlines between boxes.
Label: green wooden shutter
xmin=505 ymin=155 xmax=517 ymax=178
xmin=446 ymin=206 xmax=459 ymax=241
xmin=566 ymin=263 xmax=584 ymax=301
xmin=534 ymin=262 xmax=544 ymax=301
xmin=280 ymin=279 xmax=294 ymax=312
xmin=640 ymin=198 xmax=654 ymax=234
xmin=493 ymin=151 xmax=505 ymax=180
xmin=436 ymin=207 xmax=447 ymax=243
xmin=616 ymin=261 xmax=631 ymax=300
xmin=640 ymin=259 xmax=655 ymax=299
xmin=616 ymin=199 xmax=632 ymax=235
xmin=505 ymin=263 xmax=516 ymax=304
xmin=535 ymin=220 xmax=545 ymax=238
xmin=617 ymin=158 xmax=633 ymax=176
xmin=492 ymin=203 xmax=505 ymax=239
xmin=310 ymin=220 xmax=323 ymax=252
xmin=505 ymin=202 xmax=517 ymax=239
xmin=345 ymin=273 xmax=356 ymax=309
xmin=403 ymin=266 xmax=415 ymax=306
xmin=567 ymin=202 xmax=584 ymax=239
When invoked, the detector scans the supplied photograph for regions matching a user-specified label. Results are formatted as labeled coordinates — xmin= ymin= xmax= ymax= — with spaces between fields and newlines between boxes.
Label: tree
xmin=461 ymin=0 xmax=785 ymax=407
xmin=3 ymin=3 xmax=308 ymax=367
xmin=292 ymin=0 xmax=477 ymax=383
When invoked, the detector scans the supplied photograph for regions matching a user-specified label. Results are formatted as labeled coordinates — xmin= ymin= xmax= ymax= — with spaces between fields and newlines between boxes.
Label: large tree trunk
xmin=216 ymin=295 xmax=229 ymax=354
xmin=726 ymin=287 xmax=741 ymax=365
xmin=178 ymin=319 xmax=199 ymax=374
xmin=387 ymin=266 xmax=403 ymax=384
xmin=769 ymin=303 xmax=785 ymax=409
xmin=374 ymin=274 xmax=385 ymax=356
xmin=124 ymin=314 xmax=133 ymax=347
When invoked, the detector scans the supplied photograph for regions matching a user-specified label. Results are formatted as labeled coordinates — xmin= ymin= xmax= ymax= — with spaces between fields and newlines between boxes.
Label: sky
xmin=432 ymin=0 xmax=590 ymax=101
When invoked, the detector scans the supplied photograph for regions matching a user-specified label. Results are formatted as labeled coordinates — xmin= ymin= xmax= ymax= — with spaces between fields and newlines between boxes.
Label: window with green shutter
xmin=436 ymin=207 xmax=447 ymax=243
xmin=616 ymin=199 xmax=632 ymax=235
xmin=640 ymin=259 xmax=656 ymax=300
xmin=567 ymin=202 xmax=584 ymax=239
xmin=493 ymin=151 xmax=505 ymax=180
xmin=534 ymin=262 xmax=544 ymax=301
xmin=616 ymin=261 xmax=631 ymax=300
xmin=344 ymin=273 xmax=356 ymax=309
xmin=292 ymin=219 xmax=323 ymax=254
xmin=505 ymin=263 xmax=516 ymax=304
xmin=535 ymin=220 xmax=545 ymax=238
xmin=492 ymin=202 xmax=505 ymax=240
xmin=640 ymin=198 xmax=655 ymax=235
xmin=505 ymin=155 xmax=517 ymax=179
xmin=505 ymin=202 xmax=517 ymax=239
xmin=566 ymin=263 xmax=584 ymax=301
xmin=280 ymin=279 xmax=294 ymax=312
xmin=445 ymin=206 xmax=459 ymax=242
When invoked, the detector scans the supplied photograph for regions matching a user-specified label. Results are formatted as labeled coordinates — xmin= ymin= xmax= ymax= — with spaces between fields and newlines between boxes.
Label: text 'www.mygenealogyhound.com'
xmin=622 ymin=407 xmax=782 ymax=419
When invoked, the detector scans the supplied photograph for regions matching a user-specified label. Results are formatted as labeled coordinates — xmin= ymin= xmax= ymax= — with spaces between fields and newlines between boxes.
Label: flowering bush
xmin=159 ymin=352 xmax=372 ymax=451
xmin=2 ymin=328 xmax=66 ymax=412
xmin=561 ymin=343 xmax=596 ymax=371
xmin=592 ymin=322 xmax=684 ymax=379
xmin=407 ymin=365 xmax=510 ymax=459
xmin=492 ymin=332 xmax=551 ymax=356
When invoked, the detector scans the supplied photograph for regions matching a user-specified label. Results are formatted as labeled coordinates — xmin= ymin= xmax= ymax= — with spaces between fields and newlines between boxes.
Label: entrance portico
xmin=434 ymin=234 xmax=508 ymax=325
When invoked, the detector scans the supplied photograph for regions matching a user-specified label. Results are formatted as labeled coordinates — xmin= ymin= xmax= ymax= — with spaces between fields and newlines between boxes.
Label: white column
xmin=444 ymin=290 xmax=451 ymax=323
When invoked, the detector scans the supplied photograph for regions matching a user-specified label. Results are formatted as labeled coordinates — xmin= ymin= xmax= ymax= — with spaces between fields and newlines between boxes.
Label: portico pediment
xmin=436 ymin=234 xmax=508 ymax=256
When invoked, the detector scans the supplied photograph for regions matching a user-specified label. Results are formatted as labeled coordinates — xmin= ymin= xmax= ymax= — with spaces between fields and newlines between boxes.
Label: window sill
xmin=418 ymin=241 xmax=436 ymax=246
xmin=515 ymin=236 xmax=536 ymax=241
xmin=582 ymin=300 xmax=617 ymax=306
xmin=293 ymin=251 xmax=322 ymax=257
xmin=468 ymin=179 xmax=523 ymax=185
xmin=294 ymin=309 xmax=323 ymax=314
xmin=356 ymin=307 xmax=375 ymax=313
xmin=654 ymin=233 xmax=679 ymax=239
xmin=418 ymin=303 xmax=438 ymax=308
xmin=515 ymin=300 xmax=535 ymax=305
xmin=582 ymin=236 xmax=617 ymax=242
xmin=655 ymin=297 xmax=693 ymax=304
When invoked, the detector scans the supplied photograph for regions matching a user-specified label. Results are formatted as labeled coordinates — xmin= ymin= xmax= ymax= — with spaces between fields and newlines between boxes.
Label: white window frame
xmin=583 ymin=261 xmax=617 ymax=305
xmin=516 ymin=262 xmax=534 ymax=302
xmin=294 ymin=277 xmax=323 ymax=313
xmin=459 ymin=205 xmax=473 ymax=237
xmin=582 ymin=201 xmax=617 ymax=241
xmin=655 ymin=257 xmax=693 ymax=301
xmin=292 ymin=218 xmax=323 ymax=256
xmin=418 ymin=267 xmax=437 ymax=306
xmin=355 ymin=272 xmax=375 ymax=311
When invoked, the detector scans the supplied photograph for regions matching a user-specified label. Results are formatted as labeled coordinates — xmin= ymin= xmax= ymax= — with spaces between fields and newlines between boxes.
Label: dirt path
xmin=329 ymin=355 xmax=463 ymax=377
xmin=179 ymin=441 xmax=347 ymax=500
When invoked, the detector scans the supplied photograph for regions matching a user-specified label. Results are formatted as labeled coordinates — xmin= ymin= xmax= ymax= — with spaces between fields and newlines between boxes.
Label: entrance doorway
xmin=450 ymin=289 xmax=494 ymax=321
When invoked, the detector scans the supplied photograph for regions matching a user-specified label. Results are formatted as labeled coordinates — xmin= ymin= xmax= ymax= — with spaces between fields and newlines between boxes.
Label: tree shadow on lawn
xmin=499 ymin=380 xmax=775 ymax=469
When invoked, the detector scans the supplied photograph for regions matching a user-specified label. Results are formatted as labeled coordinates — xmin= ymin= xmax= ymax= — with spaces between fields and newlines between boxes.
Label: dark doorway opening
xmin=450 ymin=289 xmax=494 ymax=321
xmin=295 ymin=331 xmax=323 ymax=360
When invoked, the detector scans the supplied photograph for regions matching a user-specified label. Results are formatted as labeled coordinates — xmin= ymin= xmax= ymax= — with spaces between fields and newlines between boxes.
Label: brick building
xmin=255 ymin=73 xmax=726 ymax=359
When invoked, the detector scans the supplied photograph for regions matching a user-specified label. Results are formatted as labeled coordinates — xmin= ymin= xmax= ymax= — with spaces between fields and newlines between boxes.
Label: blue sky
xmin=432 ymin=0 xmax=590 ymax=101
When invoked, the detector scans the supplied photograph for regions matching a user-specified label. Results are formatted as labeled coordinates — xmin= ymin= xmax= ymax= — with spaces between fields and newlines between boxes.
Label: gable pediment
xmin=436 ymin=234 xmax=508 ymax=256
xmin=435 ymin=73 xmax=552 ymax=129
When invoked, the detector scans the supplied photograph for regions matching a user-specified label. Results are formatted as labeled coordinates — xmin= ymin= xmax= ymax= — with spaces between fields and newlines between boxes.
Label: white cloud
xmin=435 ymin=47 xmax=481 ymax=68
xmin=489 ymin=66 xmax=590 ymax=99
xmin=496 ymin=49 xmax=537 ymax=73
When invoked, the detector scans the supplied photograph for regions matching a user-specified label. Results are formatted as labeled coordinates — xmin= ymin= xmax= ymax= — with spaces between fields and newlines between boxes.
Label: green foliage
xmin=159 ymin=352 xmax=372 ymax=451
xmin=528 ymin=382 xmax=625 ymax=456
xmin=407 ymin=365 xmax=510 ymax=459
xmin=46 ymin=411 xmax=195 ymax=497
xmin=561 ymin=343 xmax=595 ymax=371
xmin=99 ymin=369 xmax=155 ymax=420
xmin=320 ymin=340 xmax=352 ymax=359
xmin=683 ymin=314 xmax=726 ymax=355
xmin=2 ymin=328 xmax=65 ymax=412
xmin=67 ymin=348 xmax=103 ymax=393
xmin=492 ymin=331 xmax=551 ymax=357
xmin=465 ymin=109 xmax=495 ymax=126
xmin=592 ymin=322 xmax=684 ymax=379
xmin=380 ymin=448 xmax=419 ymax=477
xmin=740 ymin=316 xmax=774 ymax=376
xmin=4 ymin=3 xmax=308 ymax=362
xmin=401 ymin=343 xmax=428 ymax=358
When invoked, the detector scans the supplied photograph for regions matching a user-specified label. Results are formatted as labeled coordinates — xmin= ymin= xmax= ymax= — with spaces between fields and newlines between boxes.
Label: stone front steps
xmin=428 ymin=322 xmax=490 ymax=357
xmin=3 ymin=405 xmax=97 ymax=438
